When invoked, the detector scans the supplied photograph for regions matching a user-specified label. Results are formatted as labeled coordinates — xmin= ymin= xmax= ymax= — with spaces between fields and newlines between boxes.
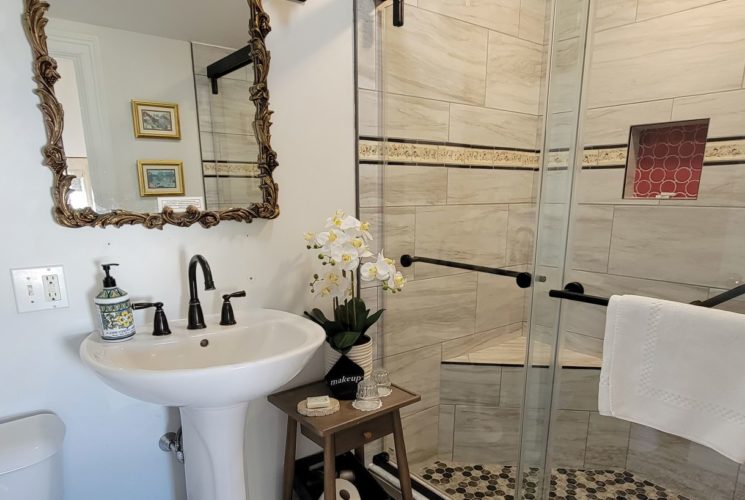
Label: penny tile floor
xmin=417 ymin=460 xmax=690 ymax=500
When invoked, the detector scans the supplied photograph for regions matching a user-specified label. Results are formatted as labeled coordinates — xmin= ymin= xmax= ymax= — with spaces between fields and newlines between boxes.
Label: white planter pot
xmin=325 ymin=336 xmax=373 ymax=379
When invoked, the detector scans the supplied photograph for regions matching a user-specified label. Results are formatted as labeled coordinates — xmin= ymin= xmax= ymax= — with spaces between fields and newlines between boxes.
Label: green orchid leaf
xmin=331 ymin=331 xmax=363 ymax=353
xmin=362 ymin=308 xmax=384 ymax=334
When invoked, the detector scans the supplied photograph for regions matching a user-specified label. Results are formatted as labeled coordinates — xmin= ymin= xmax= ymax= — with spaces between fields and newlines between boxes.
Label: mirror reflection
xmin=47 ymin=1 xmax=262 ymax=214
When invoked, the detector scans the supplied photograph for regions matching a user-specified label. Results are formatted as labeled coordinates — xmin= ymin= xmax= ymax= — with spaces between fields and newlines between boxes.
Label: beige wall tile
xmin=576 ymin=168 xmax=659 ymax=205
xmin=383 ymin=6 xmax=488 ymax=105
xmin=593 ymin=0 xmax=638 ymax=31
xmin=672 ymin=89 xmax=745 ymax=139
xmin=551 ymin=410 xmax=590 ymax=468
xmin=385 ymin=405 xmax=440 ymax=466
xmin=441 ymin=363 xmax=502 ymax=406
xmin=562 ymin=269 xmax=710 ymax=339
xmin=626 ymin=424 xmax=740 ymax=499
xmin=359 ymin=163 xmax=382 ymax=208
xmin=583 ymin=100 xmax=673 ymax=146
xmin=585 ymin=412 xmax=630 ymax=469
xmin=636 ymin=0 xmax=723 ymax=21
xmin=356 ymin=0 xmax=379 ymax=91
xmin=448 ymin=169 xmax=535 ymax=205
xmin=557 ymin=369 xmax=599 ymax=411
xmin=453 ymin=406 xmax=522 ymax=464
xmin=568 ymin=204 xmax=614 ymax=272
xmin=450 ymin=104 xmax=539 ymax=149
xmin=476 ymin=272 xmax=527 ymax=333
xmin=211 ymin=132 xmax=258 ymax=162
xmin=382 ymin=344 xmax=441 ymax=416
xmin=383 ymin=93 xmax=450 ymax=142
xmin=358 ymin=89 xmax=380 ymax=137
xmin=550 ymin=37 xmax=584 ymax=114
xmin=438 ymin=405 xmax=455 ymax=460
xmin=415 ymin=205 xmax=509 ymax=279
xmin=608 ymin=206 xmax=745 ymax=288
xmin=506 ymin=204 xmax=537 ymax=266
xmin=735 ymin=467 xmax=745 ymax=500
xmin=383 ymin=273 xmax=477 ymax=356
xmin=442 ymin=323 xmax=523 ymax=360
xmin=554 ymin=0 xmax=586 ymax=41
xmin=564 ymin=331 xmax=603 ymax=358
xmin=587 ymin=1 xmax=745 ymax=108
xmin=418 ymin=0 xmax=520 ymax=35
xmin=486 ymin=31 xmax=543 ymax=115
xmin=662 ymin=165 xmax=745 ymax=208
xmin=519 ymin=0 xmax=548 ymax=44
xmin=383 ymin=165 xmax=448 ymax=206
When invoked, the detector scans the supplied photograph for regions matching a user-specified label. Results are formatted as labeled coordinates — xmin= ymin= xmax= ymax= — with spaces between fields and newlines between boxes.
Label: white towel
xmin=599 ymin=294 xmax=745 ymax=463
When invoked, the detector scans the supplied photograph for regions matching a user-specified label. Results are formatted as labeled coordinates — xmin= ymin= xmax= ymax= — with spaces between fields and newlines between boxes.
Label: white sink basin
xmin=80 ymin=308 xmax=325 ymax=500
xmin=80 ymin=308 xmax=324 ymax=408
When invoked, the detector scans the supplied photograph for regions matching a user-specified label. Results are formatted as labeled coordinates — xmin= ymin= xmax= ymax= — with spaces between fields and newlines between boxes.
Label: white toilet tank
xmin=0 ymin=413 xmax=65 ymax=500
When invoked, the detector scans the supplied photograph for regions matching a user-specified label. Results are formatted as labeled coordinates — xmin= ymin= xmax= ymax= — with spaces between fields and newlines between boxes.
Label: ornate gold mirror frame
xmin=23 ymin=0 xmax=279 ymax=229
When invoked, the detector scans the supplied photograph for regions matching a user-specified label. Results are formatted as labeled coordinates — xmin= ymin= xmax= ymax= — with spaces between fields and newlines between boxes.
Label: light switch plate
xmin=11 ymin=266 xmax=69 ymax=313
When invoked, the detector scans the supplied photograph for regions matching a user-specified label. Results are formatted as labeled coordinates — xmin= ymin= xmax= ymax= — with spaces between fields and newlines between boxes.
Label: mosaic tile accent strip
xmin=202 ymin=162 xmax=260 ymax=177
xmin=358 ymin=136 xmax=745 ymax=172
xmin=628 ymin=122 xmax=708 ymax=199
xmin=417 ymin=460 xmax=690 ymax=500
xmin=358 ymin=139 xmax=539 ymax=169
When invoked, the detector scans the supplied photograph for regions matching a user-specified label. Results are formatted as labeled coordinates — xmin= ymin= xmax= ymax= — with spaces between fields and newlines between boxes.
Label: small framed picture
xmin=137 ymin=160 xmax=185 ymax=197
xmin=131 ymin=100 xmax=181 ymax=139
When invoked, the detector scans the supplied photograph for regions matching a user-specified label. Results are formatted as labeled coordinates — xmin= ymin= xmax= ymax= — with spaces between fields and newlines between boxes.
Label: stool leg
xmin=392 ymin=410 xmax=414 ymax=500
xmin=355 ymin=446 xmax=365 ymax=463
xmin=283 ymin=416 xmax=297 ymax=500
xmin=323 ymin=434 xmax=336 ymax=500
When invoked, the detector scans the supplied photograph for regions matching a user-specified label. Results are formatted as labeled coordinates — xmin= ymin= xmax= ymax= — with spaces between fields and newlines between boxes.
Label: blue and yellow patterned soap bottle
xmin=94 ymin=263 xmax=136 ymax=342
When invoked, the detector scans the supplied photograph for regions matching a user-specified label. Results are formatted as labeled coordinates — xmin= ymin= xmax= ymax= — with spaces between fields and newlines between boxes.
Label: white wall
xmin=0 ymin=0 xmax=355 ymax=498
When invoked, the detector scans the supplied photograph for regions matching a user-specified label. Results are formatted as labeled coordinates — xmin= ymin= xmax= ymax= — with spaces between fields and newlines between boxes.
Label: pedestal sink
xmin=80 ymin=308 xmax=325 ymax=500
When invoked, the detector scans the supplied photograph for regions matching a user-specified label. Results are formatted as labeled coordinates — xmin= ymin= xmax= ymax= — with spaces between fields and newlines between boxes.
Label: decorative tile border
xmin=359 ymin=136 xmax=745 ymax=171
xmin=358 ymin=138 xmax=540 ymax=170
xmin=202 ymin=162 xmax=260 ymax=177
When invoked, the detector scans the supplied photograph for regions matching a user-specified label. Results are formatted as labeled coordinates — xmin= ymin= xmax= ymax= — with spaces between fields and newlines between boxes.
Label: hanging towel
xmin=599 ymin=294 xmax=745 ymax=463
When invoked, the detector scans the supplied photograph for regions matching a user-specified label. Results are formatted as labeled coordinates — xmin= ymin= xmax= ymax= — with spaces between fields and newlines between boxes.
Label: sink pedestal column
xmin=180 ymin=403 xmax=250 ymax=500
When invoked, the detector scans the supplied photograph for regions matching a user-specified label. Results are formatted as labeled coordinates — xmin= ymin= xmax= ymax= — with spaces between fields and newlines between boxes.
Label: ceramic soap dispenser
xmin=94 ymin=263 xmax=136 ymax=342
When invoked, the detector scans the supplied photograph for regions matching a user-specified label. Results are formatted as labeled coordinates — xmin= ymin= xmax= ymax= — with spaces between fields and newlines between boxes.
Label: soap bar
xmin=306 ymin=396 xmax=331 ymax=409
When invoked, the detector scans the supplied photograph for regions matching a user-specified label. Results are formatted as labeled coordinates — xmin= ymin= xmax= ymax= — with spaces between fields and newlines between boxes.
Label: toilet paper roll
xmin=339 ymin=470 xmax=355 ymax=482
xmin=318 ymin=478 xmax=361 ymax=500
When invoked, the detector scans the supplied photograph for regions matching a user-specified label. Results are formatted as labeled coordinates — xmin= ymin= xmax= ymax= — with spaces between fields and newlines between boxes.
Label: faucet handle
xmin=220 ymin=291 xmax=246 ymax=326
xmin=132 ymin=302 xmax=172 ymax=336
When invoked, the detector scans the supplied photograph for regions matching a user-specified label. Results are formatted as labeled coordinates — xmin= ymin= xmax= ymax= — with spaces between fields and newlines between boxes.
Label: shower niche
xmin=623 ymin=119 xmax=710 ymax=200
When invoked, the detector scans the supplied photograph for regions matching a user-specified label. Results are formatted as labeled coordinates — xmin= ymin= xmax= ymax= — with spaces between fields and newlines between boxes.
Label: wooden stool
xmin=268 ymin=381 xmax=421 ymax=500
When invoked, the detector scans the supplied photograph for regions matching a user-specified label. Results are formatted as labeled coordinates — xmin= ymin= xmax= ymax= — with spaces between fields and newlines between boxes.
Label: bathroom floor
xmin=416 ymin=459 xmax=689 ymax=500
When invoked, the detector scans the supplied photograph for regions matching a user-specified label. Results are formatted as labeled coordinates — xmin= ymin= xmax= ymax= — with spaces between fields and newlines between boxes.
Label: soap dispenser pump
xmin=94 ymin=263 xmax=136 ymax=342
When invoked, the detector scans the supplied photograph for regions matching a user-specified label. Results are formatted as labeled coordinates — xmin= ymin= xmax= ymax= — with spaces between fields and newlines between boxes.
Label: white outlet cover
xmin=11 ymin=266 xmax=69 ymax=313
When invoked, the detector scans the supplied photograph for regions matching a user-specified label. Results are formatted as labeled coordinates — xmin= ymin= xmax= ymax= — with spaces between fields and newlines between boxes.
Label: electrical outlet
xmin=42 ymin=274 xmax=61 ymax=301
xmin=11 ymin=266 xmax=69 ymax=312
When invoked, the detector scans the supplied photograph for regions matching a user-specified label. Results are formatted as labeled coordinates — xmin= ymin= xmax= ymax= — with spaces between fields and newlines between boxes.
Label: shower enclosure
xmin=356 ymin=0 xmax=745 ymax=498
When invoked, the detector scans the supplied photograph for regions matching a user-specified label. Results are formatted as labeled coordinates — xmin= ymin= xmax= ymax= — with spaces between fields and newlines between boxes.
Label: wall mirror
xmin=23 ymin=0 xmax=279 ymax=229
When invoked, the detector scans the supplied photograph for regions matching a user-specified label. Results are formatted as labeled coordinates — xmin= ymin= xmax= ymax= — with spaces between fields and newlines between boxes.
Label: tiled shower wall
xmin=192 ymin=43 xmax=263 ymax=210
xmin=558 ymin=1 xmax=745 ymax=498
xmin=355 ymin=0 xmax=548 ymax=466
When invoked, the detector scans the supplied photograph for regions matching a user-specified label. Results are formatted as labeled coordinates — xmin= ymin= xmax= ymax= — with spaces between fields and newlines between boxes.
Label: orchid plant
xmin=304 ymin=210 xmax=405 ymax=354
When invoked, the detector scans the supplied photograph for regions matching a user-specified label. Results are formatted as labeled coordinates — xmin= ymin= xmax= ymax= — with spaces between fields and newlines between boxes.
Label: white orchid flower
xmin=360 ymin=262 xmax=379 ymax=282
xmin=331 ymin=245 xmax=361 ymax=271
xmin=340 ymin=215 xmax=361 ymax=231
xmin=366 ymin=252 xmax=393 ymax=281
xmin=387 ymin=271 xmax=406 ymax=291
xmin=325 ymin=209 xmax=346 ymax=229
xmin=350 ymin=237 xmax=373 ymax=258
xmin=316 ymin=229 xmax=349 ymax=255
xmin=303 ymin=231 xmax=315 ymax=242
xmin=358 ymin=221 xmax=373 ymax=241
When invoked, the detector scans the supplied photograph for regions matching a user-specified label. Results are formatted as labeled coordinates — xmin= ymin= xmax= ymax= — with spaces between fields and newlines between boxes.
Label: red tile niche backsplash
xmin=625 ymin=120 xmax=709 ymax=199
